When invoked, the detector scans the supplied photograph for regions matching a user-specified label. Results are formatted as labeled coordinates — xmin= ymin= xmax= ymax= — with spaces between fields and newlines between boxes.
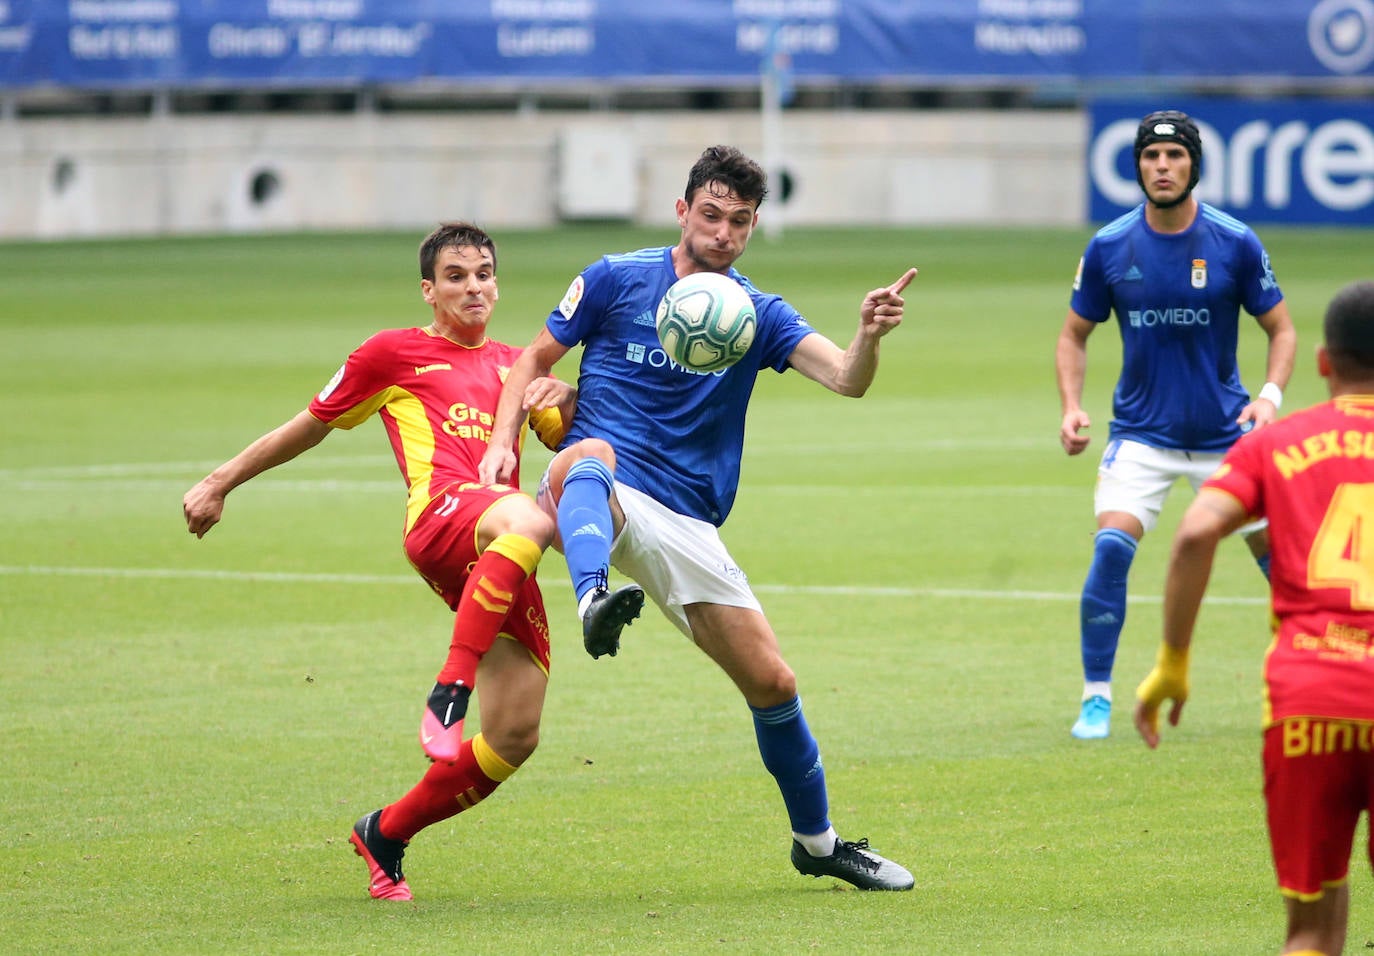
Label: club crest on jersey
xmin=1191 ymin=259 xmax=1207 ymax=289
xmin=558 ymin=275 xmax=584 ymax=320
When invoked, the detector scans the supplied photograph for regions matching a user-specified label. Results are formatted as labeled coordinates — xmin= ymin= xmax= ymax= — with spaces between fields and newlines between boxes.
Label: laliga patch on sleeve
xmin=318 ymin=364 xmax=345 ymax=401
xmin=557 ymin=275 xmax=585 ymax=320
xmin=1072 ymin=257 xmax=1084 ymax=291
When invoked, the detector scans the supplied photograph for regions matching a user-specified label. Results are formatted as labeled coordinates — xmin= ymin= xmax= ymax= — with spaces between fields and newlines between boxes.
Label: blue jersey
xmin=1070 ymin=202 xmax=1284 ymax=452
xmin=548 ymin=246 xmax=815 ymax=525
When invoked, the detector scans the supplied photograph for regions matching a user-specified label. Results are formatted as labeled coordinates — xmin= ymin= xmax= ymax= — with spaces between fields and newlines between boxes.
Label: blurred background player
xmin=1134 ymin=279 xmax=1374 ymax=956
xmin=1055 ymin=109 xmax=1296 ymax=739
xmin=480 ymin=145 xmax=918 ymax=891
xmin=183 ymin=222 xmax=574 ymax=901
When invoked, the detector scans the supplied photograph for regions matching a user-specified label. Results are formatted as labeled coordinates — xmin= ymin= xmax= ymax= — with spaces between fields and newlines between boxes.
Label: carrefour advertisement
xmin=3 ymin=1 xmax=1374 ymax=88
xmin=1088 ymin=99 xmax=1374 ymax=226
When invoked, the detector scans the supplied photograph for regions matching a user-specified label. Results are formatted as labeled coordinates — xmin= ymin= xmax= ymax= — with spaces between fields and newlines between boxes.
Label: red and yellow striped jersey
xmin=308 ymin=326 xmax=564 ymax=533
xmin=1205 ymin=395 xmax=1374 ymax=725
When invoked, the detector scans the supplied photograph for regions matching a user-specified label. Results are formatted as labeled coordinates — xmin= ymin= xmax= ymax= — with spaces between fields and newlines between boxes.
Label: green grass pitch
xmin=2 ymin=223 xmax=1370 ymax=954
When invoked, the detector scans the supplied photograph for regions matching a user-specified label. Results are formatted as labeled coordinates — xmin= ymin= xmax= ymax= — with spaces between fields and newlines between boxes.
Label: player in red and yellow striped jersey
xmin=183 ymin=222 xmax=573 ymax=901
xmin=1135 ymin=279 xmax=1374 ymax=956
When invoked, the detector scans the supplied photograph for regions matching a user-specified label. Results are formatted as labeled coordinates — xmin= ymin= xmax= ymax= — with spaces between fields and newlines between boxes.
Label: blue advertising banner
xmin=3 ymin=1 xmax=1374 ymax=90
xmin=1087 ymin=98 xmax=1374 ymax=225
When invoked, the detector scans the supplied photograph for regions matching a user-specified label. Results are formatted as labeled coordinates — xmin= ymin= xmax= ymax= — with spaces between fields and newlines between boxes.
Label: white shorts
xmin=1095 ymin=437 xmax=1265 ymax=535
xmin=536 ymin=473 xmax=761 ymax=638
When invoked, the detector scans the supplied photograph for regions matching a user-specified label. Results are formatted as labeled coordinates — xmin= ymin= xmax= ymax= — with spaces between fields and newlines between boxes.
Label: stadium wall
xmin=0 ymin=110 xmax=1083 ymax=240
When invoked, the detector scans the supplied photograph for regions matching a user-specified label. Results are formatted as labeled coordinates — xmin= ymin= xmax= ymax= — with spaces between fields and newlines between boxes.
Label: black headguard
xmin=1134 ymin=109 xmax=1203 ymax=205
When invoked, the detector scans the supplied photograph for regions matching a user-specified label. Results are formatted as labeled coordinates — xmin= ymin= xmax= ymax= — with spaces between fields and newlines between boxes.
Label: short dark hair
xmin=684 ymin=145 xmax=769 ymax=208
xmin=1324 ymin=279 xmax=1374 ymax=376
xmin=420 ymin=221 xmax=497 ymax=281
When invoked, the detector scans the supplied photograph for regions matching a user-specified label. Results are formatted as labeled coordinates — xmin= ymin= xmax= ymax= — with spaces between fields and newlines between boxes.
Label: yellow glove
xmin=529 ymin=406 xmax=569 ymax=451
xmin=1134 ymin=644 xmax=1190 ymax=747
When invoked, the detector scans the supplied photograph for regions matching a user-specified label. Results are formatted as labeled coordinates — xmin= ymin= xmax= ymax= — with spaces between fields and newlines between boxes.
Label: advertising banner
xmin=3 ymin=2 xmax=1373 ymax=90
xmin=1088 ymin=98 xmax=1374 ymax=225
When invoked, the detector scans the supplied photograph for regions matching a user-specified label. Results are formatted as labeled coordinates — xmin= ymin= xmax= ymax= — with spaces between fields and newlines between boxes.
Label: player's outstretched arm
xmin=183 ymin=410 xmax=331 ymax=538
xmin=788 ymin=268 xmax=917 ymax=396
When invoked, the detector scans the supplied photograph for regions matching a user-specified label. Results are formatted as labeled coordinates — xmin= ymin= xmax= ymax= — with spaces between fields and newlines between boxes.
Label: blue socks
xmin=751 ymin=696 xmax=830 ymax=836
xmin=1255 ymin=551 xmax=1271 ymax=581
xmin=558 ymin=458 xmax=616 ymax=604
xmin=1080 ymin=527 xmax=1138 ymax=683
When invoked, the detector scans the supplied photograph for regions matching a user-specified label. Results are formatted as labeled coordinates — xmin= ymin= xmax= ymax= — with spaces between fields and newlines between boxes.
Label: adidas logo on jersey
xmin=1123 ymin=265 xmax=1143 ymax=281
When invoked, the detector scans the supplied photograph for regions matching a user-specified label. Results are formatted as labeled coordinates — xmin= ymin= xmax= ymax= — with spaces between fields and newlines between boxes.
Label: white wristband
xmin=1258 ymin=382 xmax=1283 ymax=409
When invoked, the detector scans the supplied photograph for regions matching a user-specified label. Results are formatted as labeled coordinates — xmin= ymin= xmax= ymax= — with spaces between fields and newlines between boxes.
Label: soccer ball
xmin=654 ymin=271 xmax=757 ymax=373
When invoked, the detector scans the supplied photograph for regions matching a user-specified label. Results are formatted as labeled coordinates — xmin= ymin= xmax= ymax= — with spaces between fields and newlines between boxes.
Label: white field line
xmin=0 ymin=455 xmax=399 ymax=481
xmin=3 ymin=456 xmax=1248 ymax=603
xmin=0 ymin=464 xmax=1071 ymax=499
xmin=6 ymin=480 xmax=1081 ymax=497
xmin=0 ymin=457 xmax=1082 ymax=497
xmin=0 ymin=436 xmax=1052 ymax=482
xmin=0 ymin=564 xmax=1266 ymax=606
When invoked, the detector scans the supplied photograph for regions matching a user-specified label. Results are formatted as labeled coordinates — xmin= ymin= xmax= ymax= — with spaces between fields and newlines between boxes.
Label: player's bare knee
xmin=571 ymin=437 xmax=617 ymax=469
xmin=506 ymin=510 xmax=555 ymax=545
xmin=486 ymin=498 xmax=555 ymax=549
xmin=522 ymin=508 xmax=556 ymax=550
xmin=487 ymin=723 xmax=539 ymax=767
xmin=747 ymin=661 xmax=797 ymax=705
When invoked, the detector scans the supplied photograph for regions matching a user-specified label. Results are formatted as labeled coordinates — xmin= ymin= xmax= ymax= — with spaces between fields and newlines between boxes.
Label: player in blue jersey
xmin=480 ymin=145 xmax=918 ymax=891
xmin=1055 ymin=110 xmax=1297 ymax=740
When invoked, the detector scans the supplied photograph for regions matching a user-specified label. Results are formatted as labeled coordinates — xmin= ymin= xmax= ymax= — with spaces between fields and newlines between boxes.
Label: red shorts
xmin=403 ymin=482 xmax=551 ymax=670
xmin=1263 ymin=718 xmax=1374 ymax=900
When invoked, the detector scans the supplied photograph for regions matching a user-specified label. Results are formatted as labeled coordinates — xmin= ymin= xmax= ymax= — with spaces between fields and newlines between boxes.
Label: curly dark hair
xmin=683 ymin=145 xmax=769 ymax=208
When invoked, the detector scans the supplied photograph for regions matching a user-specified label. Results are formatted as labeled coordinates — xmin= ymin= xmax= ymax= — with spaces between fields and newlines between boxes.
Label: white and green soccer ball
xmin=654 ymin=271 xmax=757 ymax=373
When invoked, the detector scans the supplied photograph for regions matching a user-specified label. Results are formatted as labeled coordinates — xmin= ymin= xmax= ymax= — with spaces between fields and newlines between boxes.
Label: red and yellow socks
xmin=380 ymin=733 xmax=518 ymax=841
xmin=436 ymin=533 xmax=542 ymax=686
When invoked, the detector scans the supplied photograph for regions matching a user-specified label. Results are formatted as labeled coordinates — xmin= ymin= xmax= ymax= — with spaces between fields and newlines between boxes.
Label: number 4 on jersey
xmin=1310 ymin=483 xmax=1374 ymax=610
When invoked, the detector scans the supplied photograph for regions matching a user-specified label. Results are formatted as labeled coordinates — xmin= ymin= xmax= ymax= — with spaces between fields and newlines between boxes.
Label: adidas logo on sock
xmin=569 ymin=523 xmax=605 ymax=539
xmin=1086 ymin=612 xmax=1119 ymax=626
